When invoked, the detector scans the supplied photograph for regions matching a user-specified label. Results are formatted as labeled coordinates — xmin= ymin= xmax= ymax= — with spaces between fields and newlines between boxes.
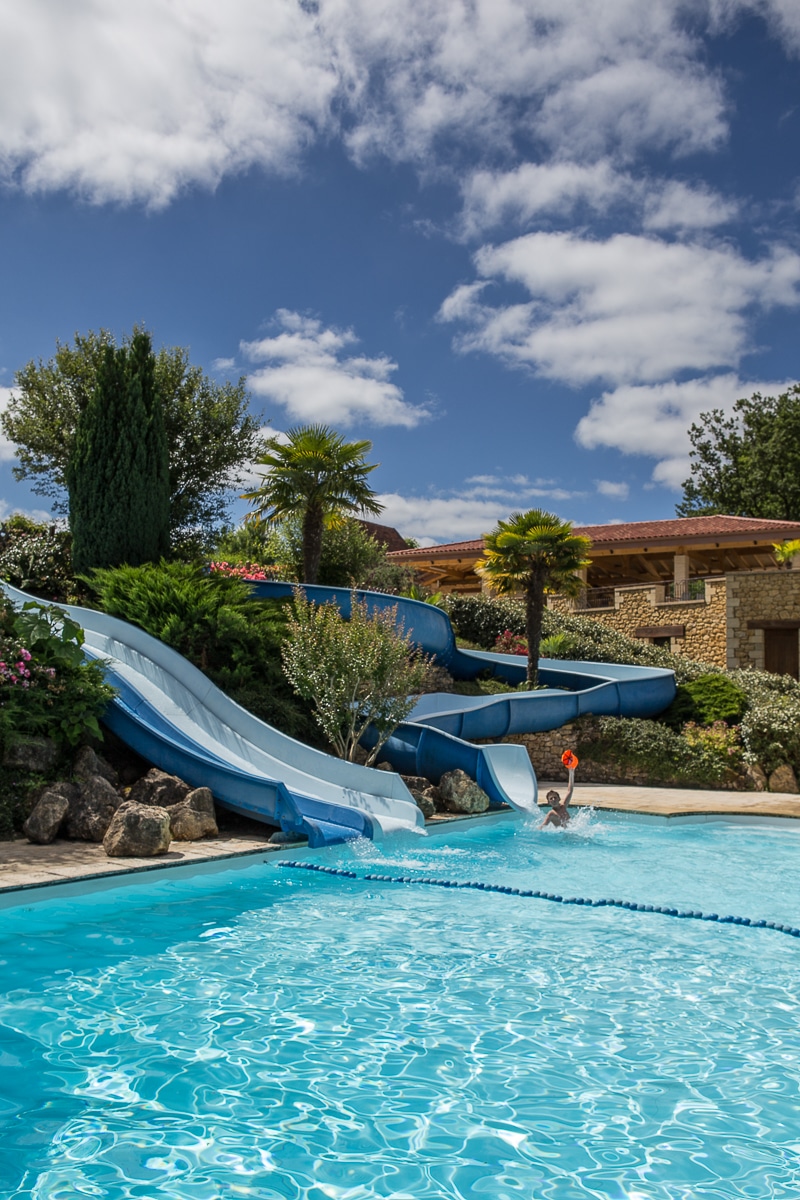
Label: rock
xmin=73 ymin=745 xmax=118 ymax=788
xmin=169 ymin=787 xmax=218 ymax=841
xmin=401 ymin=774 xmax=440 ymax=818
xmin=745 ymin=763 xmax=768 ymax=792
xmin=438 ymin=769 xmax=491 ymax=814
xmin=376 ymin=761 xmax=395 ymax=773
xmin=65 ymin=774 xmax=123 ymax=842
xmin=23 ymin=789 xmax=70 ymax=844
xmin=3 ymin=736 xmax=58 ymax=773
xmin=768 ymin=764 xmax=798 ymax=794
xmin=268 ymin=830 xmax=308 ymax=844
xmin=103 ymin=801 xmax=172 ymax=857
xmin=127 ymin=768 xmax=191 ymax=808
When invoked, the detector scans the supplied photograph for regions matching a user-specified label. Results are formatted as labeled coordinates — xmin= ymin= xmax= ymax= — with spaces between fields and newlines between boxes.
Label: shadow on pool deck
xmin=2 ymin=785 xmax=799 ymax=896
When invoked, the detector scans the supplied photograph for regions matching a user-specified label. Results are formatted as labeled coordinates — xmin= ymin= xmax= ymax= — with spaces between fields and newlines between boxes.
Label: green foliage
xmin=773 ymin=538 xmax=800 ymax=567
xmin=242 ymin=424 xmax=383 ymax=584
xmin=660 ymin=673 xmax=747 ymax=730
xmin=67 ymin=332 xmax=171 ymax=573
xmin=578 ymin=717 xmax=741 ymax=787
xmin=282 ymin=591 xmax=432 ymax=763
xmin=678 ymin=385 xmax=800 ymax=520
xmin=86 ymin=561 xmax=319 ymax=743
xmin=0 ymin=518 xmax=74 ymax=601
xmin=1 ymin=327 xmax=263 ymax=538
xmin=0 ymin=597 xmax=116 ymax=756
xmin=445 ymin=594 xmax=706 ymax=681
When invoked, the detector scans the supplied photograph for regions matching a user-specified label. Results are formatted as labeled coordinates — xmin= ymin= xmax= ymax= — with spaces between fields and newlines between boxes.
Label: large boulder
xmin=65 ymin=774 xmax=123 ymax=842
xmin=745 ymin=763 xmax=767 ymax=792
xmin=768 ymin=764 xmax=799 ymax=794
xmin=3 ymin=736 xmax=59 ymax=773
xmin=23 ymin=786 xmax=73 ymax=844
xmin=73 ymin=745 xmax=119 ymax=788
xmin=103 ymin=801 xmax=172 ymax=857
xmin=127 ymin=769 xmax=191 ymax=808
xmin=169 ymin=787 xmax=218 ymax=841
xmin=401 ymin=774 xmax=440 ymax=819
xmin=439 ymin=769 xmax=490 ymax=815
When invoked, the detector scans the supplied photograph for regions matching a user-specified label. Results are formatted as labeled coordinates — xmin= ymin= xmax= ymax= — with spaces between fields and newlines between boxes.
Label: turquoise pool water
xmin=1 ymin=812 xmax=799 ymax=1199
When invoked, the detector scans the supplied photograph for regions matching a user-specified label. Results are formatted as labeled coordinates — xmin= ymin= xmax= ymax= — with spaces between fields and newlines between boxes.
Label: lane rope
xmin=277 ymin=860 xmax=800 ymax=940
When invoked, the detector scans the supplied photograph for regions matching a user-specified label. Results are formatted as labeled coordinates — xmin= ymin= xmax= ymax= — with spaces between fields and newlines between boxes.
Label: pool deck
xmin=1 ymin=785 xmax=799 ymax=897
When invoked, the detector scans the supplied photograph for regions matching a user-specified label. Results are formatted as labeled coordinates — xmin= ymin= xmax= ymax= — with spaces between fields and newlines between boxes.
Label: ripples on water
xmin=1 ymin=813 xmax=799 ymax=1199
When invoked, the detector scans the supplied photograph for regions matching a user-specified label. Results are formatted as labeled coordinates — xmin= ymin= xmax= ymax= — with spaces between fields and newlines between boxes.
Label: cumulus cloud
xmin=642 ymin=180 xmax=739 ymax=231
xmin=377 ymin=472 xmax=583 ymax=542
xmin=0 ymin=0 xmax=771 ymax=207
xmin=576 ymin=373 xmax=793 ymax=489
xmin=440 ymin=231 xmax=800 ymax=385
xmin=0 ymin=387 xmax=17 ymax=462
xmin=242 ymin=310 xmax=429 ymax=428
xmin=595 ymin=479 xmax=629 ymax=499
xmin=459 ymin=160 xmax=631 ymax=237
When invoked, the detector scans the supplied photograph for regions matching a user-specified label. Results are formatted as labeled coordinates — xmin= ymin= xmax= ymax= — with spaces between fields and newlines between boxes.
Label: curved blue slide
xmin=1 ymin=583 xmax=425 ymax=848
xmin=250 ymin=581 xmax=676 ymax=805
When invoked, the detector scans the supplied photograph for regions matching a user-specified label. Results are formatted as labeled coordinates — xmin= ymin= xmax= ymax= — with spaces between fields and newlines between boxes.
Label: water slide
xmin=1 ymin=583 xmax=425 ymax=848
xmin=250 ymin=582 xmax=676 ymax=798
xmin=3 ymin=579 xmax=675 ymax=845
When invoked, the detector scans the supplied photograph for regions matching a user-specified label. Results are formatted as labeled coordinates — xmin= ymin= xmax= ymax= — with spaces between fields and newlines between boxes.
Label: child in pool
xmin=540 ymin=753 xmax=576 ymax=828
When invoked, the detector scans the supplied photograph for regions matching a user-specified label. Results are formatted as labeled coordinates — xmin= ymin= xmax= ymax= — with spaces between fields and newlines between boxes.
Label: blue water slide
xmin=251 ymin=582 xmax=675 ymax=801
xmin=1 ymin=583 xmax=425 ymax=848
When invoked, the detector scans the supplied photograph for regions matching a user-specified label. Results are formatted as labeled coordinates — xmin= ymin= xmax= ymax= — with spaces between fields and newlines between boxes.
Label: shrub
xmin=738 ymin=691 xmax=800 ymax=776
xmin=660 ymin=674 xmax=748 ymax=731
xmin=578 ymin=716 xmax=741 ymax=787
xmin=445 ymin=593 xmax=709 ymax=681
xmin=282 ymin=592 xmax=432 ymax=764
xmin=0 ymin=596 xmax=116 ymax=767
xmin=0 ymin=517 xmax=75 ymax=602
xmin=493 ymin=629 xmax=528 ymax=656
xmin=86 ymin=562 xmax=320 ymax=744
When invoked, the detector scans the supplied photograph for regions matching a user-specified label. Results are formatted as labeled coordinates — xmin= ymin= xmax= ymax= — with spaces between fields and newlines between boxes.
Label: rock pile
xmin=394 ymin=766 xmax=491 ymax=817
xmin=20 ymin=748 xmax=219 ymax=858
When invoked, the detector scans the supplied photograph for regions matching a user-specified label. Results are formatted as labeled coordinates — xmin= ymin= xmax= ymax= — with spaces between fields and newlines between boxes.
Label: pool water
xmin=1 ymin=812 xmax=799 ymax=1199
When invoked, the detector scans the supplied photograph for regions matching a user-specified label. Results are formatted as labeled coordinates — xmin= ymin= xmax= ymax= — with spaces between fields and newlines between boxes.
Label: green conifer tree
xmin=67 ymin=332 xmax=170 ymax=574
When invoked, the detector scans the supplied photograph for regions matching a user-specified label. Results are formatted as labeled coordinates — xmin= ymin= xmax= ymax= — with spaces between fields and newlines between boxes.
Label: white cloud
xmin=595 ymin=479 xmax=629 ymax=499
xmin=0 ymin=387 xmax=17 ymax=462
xmin=642 ymin=180 xmax=738 ymax=230
xmin=0 ymin=499 xmax=53 ymax=525
xmin=212 ymin=357 xmax=236 ymax=372
xmin=377 ymin=491 xmax=511 ymax=544
xmin=459 ymin=160 xmax=631 ymax=237
xmin=576 ymin=373 xmax=793 ymax=489
xmin=0 ymin=0 xmax=762 ymax=207
xmin=441 ymin=231 xmax=800 ymax=386
xmin=242 ymin=310 xmax=429 ymax=428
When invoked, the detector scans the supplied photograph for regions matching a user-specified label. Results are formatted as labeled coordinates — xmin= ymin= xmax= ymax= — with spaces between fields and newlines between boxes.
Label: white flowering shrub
xmin=281 ymin=591 xmax=432 ymax=765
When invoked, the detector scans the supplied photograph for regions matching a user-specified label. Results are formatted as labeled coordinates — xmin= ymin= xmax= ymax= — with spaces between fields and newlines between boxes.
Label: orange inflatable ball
xmin=561 ymin=750 xmax=579 ymax=770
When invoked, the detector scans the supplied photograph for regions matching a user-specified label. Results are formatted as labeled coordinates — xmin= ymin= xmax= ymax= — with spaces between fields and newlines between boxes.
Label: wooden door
xmin=764 ymin=628 xmax=799 ymax=678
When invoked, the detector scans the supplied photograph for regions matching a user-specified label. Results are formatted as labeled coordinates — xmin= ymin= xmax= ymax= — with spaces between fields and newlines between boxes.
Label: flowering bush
xmin=683 ymin=720 xmax=743 ymax=766
xmin=0 ymin=516 xmax=75 ymax=602
xmin=0 ymin=598 xmax=116 ymax=754
xmin=208 ymin=560 xmax=277 ymax=582
xmin=493 ymin=629 xmax=528 ymax=656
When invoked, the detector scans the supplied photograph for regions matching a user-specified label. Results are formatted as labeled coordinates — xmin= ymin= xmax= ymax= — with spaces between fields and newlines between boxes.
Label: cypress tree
xmin=67 ymin=332 xmax=170 ymax=574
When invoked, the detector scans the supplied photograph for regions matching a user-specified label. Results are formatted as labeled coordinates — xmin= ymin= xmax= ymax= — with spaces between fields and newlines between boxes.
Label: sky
xmin=0 ymin=1 xmax=798 ymax=546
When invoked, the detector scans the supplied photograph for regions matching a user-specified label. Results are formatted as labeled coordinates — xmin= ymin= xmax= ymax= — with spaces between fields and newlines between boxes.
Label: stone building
xmin=389 ymin=515 xmax=800 ymax=677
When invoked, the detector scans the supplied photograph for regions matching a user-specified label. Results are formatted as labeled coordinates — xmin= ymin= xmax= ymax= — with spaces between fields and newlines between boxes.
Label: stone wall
xmin=501 ymin=720 xmax=670 ymax=787
xmin=550 ymin=580 xmax=727 ymax=666
xmin=726 ymin=568 xmax=800 ymax=670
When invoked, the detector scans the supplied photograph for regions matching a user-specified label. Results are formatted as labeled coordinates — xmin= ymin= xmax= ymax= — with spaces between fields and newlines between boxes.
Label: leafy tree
xmin=476 ymin=510 xmax=591 ymax=688
xmin=1 ymin=328 xmax=264 ymax=538
xmin=281 ymin=591 xmax=431 ymax=763
xmin=677 ymin=386 xmax=800 ymax=520
xmin=242 ymin=424 xmax=383 ymax=584
xmin=66 ymin=332 xmax=170 ymax=573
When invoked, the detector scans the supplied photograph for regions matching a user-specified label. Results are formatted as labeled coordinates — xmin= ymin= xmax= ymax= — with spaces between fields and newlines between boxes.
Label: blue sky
xmin=0 ymin=1 xmax=798 ymax=544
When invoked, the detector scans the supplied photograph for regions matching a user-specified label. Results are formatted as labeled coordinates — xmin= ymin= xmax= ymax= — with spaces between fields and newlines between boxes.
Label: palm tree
xmin=476 ymin=510 xmax=592 ymax=688
xmin=241 ymin=424 xmax=383 ymax=584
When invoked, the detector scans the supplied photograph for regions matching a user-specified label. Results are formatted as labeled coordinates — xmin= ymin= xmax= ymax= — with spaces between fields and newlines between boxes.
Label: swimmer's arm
xmin=539 ymin=809 xmax=558 ymax=829
xmin=564 ymin=767 xmax=575 ymax=805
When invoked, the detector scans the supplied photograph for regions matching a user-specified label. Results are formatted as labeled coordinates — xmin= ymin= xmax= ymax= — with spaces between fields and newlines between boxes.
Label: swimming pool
xmin=1 ymin=812 xmax=799 ymax=1199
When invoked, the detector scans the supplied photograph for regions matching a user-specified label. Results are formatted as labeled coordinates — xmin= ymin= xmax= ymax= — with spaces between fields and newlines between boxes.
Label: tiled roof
xmin=388 ymin=515 xmax=800 ymax=558
xmin=357 ymin=520 xmax=408 ymax=553
xmin=574 ymin=515 xmax=800 ymax=544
